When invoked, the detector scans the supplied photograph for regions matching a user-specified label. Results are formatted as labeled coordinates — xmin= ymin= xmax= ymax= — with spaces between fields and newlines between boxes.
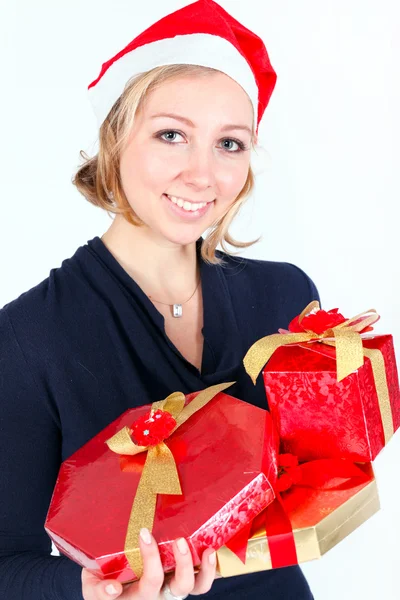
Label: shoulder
xmin=1 ymin=276 xmax=51 ymax=344
xmin=0 ymin=246 xmax=89 ymax=362
xmin=214 ymin=250 xmax=320 ymax=333
xmin=216 ymin=250 xmax=319 ymax=301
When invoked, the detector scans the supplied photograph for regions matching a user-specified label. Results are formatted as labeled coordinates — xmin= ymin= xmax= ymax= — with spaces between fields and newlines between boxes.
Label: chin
xmin=157 ymin=226 xmax=205 ymax=248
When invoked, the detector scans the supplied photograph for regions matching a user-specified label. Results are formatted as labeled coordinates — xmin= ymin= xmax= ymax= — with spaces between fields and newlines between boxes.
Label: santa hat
xmin=88 ymin=0 xmax=277 ymax=135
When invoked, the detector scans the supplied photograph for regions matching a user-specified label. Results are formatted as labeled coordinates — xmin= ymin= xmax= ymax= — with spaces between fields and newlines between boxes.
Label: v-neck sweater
xmin=0 ymin=236 xmax=319 ymax=599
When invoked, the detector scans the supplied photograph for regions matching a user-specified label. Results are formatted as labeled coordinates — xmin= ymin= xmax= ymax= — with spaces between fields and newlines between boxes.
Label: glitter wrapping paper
xmin=262 ymin=334 xmax=400 ymax=462
xmin=217 ymin=463 xmax=379 ymax=576
xmin=45 ymin=391 xmax=278 ymax=583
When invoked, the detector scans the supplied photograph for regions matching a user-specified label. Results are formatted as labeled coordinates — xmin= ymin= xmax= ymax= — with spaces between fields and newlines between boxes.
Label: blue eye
xmin=159 ymin=131 xmax=182 ymax=143
xmin=156 ymin=130 xmax=248 ymax=153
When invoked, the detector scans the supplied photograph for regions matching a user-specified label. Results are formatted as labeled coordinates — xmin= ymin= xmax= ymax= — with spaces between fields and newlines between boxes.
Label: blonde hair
xmin=73 ymin=64 xmax=261 ymax=265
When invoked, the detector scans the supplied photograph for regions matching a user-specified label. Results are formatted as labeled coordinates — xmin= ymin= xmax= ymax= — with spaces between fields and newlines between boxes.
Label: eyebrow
xmin=150 ymin=112 xmax=252 ymax=135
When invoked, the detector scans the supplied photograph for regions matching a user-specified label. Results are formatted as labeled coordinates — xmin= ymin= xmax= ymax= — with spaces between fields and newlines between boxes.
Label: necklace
xmin=148 ymin=276 xmax=201 ymax=318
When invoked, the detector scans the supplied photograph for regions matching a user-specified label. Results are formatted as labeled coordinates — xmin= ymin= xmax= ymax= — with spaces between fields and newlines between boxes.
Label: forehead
xmin=142 ymin=72 xmax=254 ymax=129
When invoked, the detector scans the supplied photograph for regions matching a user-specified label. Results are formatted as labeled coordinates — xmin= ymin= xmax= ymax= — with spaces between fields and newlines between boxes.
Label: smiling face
xmin=119 ymin=71 xmax=255 ymax=246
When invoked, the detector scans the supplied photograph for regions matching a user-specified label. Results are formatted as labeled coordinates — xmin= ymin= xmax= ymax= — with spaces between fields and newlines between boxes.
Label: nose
xmin=181 ymin=144 xmax=217 ymax=191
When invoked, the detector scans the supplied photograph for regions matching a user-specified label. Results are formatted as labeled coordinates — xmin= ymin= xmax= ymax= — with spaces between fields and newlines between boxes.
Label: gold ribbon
xmin=362 ymin=348 xmax=393 ymax=445
xmin=243 ymin=301 xmax=394 ymax=443
xmin=105 ymin=382 xmax=235 ymax=578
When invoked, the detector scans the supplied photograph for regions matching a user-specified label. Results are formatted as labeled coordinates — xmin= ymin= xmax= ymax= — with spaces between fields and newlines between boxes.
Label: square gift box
xmin=45 ymin=384 xmax=279 ymax=583
xmin=262 ymin=334 xmax=400 ymax=462
xmin=216 ymin=463 xmax=379 ymax=576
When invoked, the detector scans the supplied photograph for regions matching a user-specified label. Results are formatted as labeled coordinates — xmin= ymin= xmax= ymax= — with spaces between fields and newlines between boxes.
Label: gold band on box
xmin=105 ymin=382 xmax=235 ymax=578
xmin=243 ymin=301 xmax=394 ymax=443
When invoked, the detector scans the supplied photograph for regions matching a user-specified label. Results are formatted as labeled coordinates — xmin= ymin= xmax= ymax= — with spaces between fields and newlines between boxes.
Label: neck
xmin=101 ymin=215 xmax=200 ymax=303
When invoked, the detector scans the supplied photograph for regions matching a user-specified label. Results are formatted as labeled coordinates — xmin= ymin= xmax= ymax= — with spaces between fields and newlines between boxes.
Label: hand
xmin=82 ymin=527 xmax=218 ymax=600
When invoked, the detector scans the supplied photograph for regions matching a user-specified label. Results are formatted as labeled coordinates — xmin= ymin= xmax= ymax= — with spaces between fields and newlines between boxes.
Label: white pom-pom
xmin=250 ymin=144 xmax=272 ymax=176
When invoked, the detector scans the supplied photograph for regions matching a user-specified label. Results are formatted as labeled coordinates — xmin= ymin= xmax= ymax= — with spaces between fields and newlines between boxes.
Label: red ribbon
xmin=264 ymin=493 xmax=297 ymax=568
xmin=225 ymin=458 xmax=370 ymax=568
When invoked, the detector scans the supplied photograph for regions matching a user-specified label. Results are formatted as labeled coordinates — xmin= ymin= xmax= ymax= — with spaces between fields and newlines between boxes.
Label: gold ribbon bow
xmin=243 ymin=301 xmax=393 ymax=444
xmin=105 ymin=381 xmax=234 ymax=578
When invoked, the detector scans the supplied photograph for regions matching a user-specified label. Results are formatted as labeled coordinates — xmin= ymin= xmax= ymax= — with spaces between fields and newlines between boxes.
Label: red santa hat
xmin=88 ymin=0 xmax=277 ymax=135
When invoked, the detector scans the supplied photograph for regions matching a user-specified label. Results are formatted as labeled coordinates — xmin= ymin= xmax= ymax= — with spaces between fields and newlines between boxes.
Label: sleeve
xmin=0 ymin=308 xmax=84 ymax=600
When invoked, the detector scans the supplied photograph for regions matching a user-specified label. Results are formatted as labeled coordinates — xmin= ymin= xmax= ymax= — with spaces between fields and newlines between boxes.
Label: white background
xmin=1 ymin=1 xmax=399 ymax=598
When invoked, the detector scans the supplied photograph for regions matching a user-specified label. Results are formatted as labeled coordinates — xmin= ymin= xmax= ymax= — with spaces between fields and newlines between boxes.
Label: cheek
xmin=120 ymin=142 xmax=250 ymax=201
xmin=120 ymin=144 xmax=174 ymax=192
xmin=218 ymin=161 xmax=250 ymax=194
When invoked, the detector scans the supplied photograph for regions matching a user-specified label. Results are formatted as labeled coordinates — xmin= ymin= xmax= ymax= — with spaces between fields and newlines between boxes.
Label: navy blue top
xmin=0 ymin=236 xmax=319 ymax=599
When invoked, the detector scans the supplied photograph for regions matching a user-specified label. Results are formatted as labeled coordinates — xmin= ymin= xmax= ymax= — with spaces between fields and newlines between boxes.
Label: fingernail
xmin=176 ymin=537 xmax=189 ymax=555
xmin=140 ymin=527 xmax=152 ymax=545
xmin=209 ymin=551 xmax=216 ymax=565
xmin=105 ymin=583 xmax=119 ymax=596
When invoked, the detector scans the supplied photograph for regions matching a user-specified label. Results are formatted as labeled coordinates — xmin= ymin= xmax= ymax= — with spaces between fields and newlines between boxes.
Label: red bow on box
xmin=225 ymin=454 xmax=370 ymax=568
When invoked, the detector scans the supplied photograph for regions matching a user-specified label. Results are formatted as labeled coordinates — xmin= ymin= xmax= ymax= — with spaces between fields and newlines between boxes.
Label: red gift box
xmin=45 ymin=383 xmax=279 ymax=583
xmin=243 ymin=303 xmax=400 ymax=462
xmin=263 ymin=335 xmax=400 ymax=462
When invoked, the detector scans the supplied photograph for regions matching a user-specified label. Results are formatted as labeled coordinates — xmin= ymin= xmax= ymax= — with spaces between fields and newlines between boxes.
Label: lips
xmin=166 ymin=194 xmax=213 ymax=204
xmin=163 ymin=193 xmax=213 ymax=218
xmin=165 ymin=194 xmax=207 ymax=208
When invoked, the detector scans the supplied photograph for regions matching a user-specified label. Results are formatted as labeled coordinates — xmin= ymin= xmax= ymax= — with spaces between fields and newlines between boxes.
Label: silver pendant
xmin=173 ymin=304 xmax=183 ymax=318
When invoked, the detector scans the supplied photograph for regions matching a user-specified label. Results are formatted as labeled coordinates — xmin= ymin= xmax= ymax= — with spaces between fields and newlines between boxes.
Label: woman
xmin=0 ymin=1 xmax=318 ymax=599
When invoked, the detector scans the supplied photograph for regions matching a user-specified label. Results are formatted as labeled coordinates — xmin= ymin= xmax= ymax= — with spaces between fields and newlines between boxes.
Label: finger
xmin=167 ymin=538 xmax=195 ymax=598
xmin=190 ymin=548 xmax=217 ymax=596
xmin=136 ymin=528 xmax=165 ymax=599
xmin=81 ymin=567 xmax=123 ymax=599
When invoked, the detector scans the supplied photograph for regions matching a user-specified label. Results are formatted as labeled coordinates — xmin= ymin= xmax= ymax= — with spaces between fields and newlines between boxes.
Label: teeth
xmin=166 ymin=195 xmax=208 ymax=212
